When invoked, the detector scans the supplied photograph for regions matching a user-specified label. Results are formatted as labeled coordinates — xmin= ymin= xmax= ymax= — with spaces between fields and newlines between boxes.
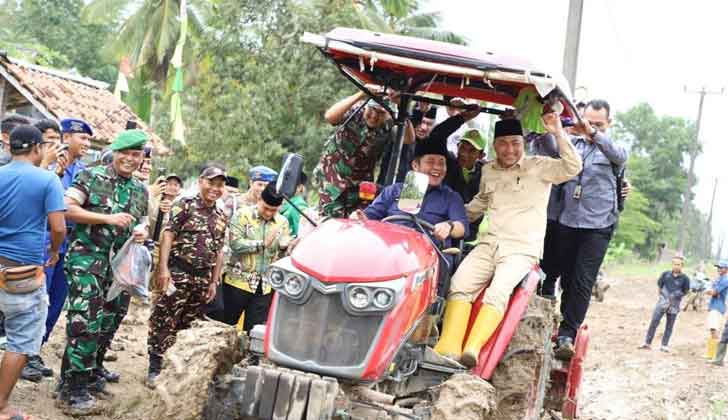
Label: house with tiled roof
xmin=0 ymin=53 xmax=166 ymax=152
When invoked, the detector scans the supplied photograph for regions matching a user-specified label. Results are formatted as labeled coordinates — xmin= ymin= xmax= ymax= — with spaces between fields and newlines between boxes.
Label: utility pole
xmin=705 ymin=177 xmax=718 ymax=258
xmin=677 ymin=86 xmax=724 ymax=254
xmin=562 ymin=0 xmax=584 ymax=92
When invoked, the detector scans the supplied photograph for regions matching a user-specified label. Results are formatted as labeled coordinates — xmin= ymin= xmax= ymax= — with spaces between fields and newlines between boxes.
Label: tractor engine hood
xmin=291 ymin=219 xmax=437 ymax=283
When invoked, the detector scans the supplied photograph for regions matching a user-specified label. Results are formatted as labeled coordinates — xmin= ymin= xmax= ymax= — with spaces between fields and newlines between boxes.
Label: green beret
xmin=110 ymin=129 xmax=149 ymax=151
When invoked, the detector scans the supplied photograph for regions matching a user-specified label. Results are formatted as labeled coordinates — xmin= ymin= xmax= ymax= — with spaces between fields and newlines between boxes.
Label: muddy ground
xmin=7 ymin=271 xmax=728 ymax=420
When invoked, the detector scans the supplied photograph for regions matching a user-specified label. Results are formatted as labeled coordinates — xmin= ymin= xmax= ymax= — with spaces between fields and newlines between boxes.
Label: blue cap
xmin=248 ymin=165 xmax=277 ymax=183
xmin=60 ymin=118 xmax=93 ymax=136
xmin=715 ymin=260 xmax=728 ymax=269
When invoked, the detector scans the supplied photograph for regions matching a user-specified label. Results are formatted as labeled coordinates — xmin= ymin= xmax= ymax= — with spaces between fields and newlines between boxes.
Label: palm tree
xmin=353 ymin=0 xmax=467 ymax=45
xmin=82 ymin=0 xmax=206 ymax=84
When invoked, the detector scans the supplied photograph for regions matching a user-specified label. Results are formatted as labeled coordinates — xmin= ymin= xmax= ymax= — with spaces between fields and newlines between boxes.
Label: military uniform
xmin=313 ymin=103 xmax=393 ymax=217
xmin=62 ymin=164 xmax=148 ymax=381
xmin=222 ymin=204 xmax=290 ymax=332
xmin=147 ymin=195 xmax=227 ymax=356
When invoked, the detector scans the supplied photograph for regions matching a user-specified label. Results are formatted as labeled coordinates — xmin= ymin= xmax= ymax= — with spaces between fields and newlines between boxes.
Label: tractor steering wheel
xmin=381 ymin=214 xmax=436 ymax=233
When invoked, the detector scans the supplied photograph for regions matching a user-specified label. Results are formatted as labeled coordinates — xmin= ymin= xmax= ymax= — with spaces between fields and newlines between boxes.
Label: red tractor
xmin=204 ymin=28 xmax=589 ymax=420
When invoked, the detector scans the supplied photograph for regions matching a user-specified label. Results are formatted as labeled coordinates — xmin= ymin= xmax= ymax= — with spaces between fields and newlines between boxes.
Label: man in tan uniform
xmin=434 ymin=113 xmax=582 ymax=368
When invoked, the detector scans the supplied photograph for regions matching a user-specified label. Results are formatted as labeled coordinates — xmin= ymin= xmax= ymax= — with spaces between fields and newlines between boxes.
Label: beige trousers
xmin=449 ymin=242 xmax=537 ymax=313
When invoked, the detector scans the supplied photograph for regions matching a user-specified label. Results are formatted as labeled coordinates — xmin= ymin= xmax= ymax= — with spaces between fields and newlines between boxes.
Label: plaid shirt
xmin=223 ymin=204 xmax=290 ymax=294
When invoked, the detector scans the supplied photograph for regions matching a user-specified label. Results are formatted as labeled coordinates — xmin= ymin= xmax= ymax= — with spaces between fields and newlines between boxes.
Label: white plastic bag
xmin=108 ymin=236 xmax=152 ymax=302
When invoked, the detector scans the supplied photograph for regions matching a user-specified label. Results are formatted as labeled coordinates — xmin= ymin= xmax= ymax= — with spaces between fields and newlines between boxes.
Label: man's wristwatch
xmin=446 ymin=220 xmax=455 ymax=234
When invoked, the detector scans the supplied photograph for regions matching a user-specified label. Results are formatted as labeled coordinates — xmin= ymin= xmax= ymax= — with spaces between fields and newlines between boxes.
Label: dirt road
xmin=577 ymin=273 xmax=726 ymax=420
xmin=6 ymin=271 xmax=728 ymax=419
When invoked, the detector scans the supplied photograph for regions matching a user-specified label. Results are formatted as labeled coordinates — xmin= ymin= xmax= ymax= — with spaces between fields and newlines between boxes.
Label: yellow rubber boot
xmin=460 ymin=304 xmax=504 ymax=368
xmin=433 ymin=300 xmax=472 ymax=359
xmin=706 ymin=338 xmax=719 ymax=360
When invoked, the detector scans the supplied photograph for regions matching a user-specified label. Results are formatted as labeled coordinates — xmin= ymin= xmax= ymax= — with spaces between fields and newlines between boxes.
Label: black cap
xmin=261 ymin=183 xmax=283 ymax=206
xmin=424 ymin=106 xmax=438 ymax=119
xmin=414 ymin=138 xmax=448 ymax=159
xmin=494 ymin=119 xmax=523 ymax=138
xmin=9 ymin=125 xmax=44 ymax=150
xmin=225 ymin=176 xmax=240 ymax=189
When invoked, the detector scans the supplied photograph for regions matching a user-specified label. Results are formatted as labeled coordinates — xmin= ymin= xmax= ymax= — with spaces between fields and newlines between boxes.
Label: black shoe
xmin=62 ymin=376 xmax=101 ymax=416
xmin=53 ymin=377 xmax=69 ymax=401
xmin=95 ymin=366 xmax=120 ymax=383
xmin=555 ymin=336 xmax=575 ymax=361
xmin=27 ymin=355 xmax=53 ymax=377
xmin=145 ymin=354 xmax=163 ymax=388
xmin=20 ymin=363 xmax=43 ymax=382
xmin=89 ymin=375 xmax=113 ymax=400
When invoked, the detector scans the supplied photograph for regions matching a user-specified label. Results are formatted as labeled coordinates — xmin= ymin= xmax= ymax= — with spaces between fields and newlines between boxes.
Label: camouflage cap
xmin=200 ymin=166 xmax=227 ymax=181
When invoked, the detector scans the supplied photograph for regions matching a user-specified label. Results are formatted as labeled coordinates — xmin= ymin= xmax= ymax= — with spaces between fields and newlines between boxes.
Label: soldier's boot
xmin=460 ymin=305 xmax=503 ymax=369
xmin=433 ymin=300 xmax=472 ymax=360
xmin=146 ymin=353 xmax=163 ymax=389
xmin=63 ymin=374 xmax=101 ymax=416
xmin=711 ymin=342 xmax=727 ymax=366
xmin=88 ymin=374 xmax=113 ymax=400
xmin=95 ymin=339 xmax=120 ymax=383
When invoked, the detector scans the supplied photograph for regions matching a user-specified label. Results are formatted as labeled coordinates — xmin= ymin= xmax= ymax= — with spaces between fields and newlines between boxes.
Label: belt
xmin=170 ymin=256 xmax=211 ymax=278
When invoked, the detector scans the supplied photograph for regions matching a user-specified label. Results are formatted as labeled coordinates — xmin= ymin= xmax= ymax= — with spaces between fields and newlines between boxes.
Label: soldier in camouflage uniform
xmin=59 ymin=130 xmax=150 ymax=414
xmin=313 ymin=86 xmax=414 ymax=218
xmin=146 ymin=166 xmax=227 ymax=385
xmin=222 ymin=183 xmax=290 ymax=333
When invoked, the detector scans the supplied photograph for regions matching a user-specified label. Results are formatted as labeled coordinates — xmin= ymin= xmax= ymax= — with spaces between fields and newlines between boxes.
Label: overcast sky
xmin=425 ymin=0 xmax=728 ymax=250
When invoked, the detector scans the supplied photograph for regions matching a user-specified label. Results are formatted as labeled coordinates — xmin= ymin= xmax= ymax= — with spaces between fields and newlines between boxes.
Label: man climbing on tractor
xmin=314 ymin=85 xmax=414 ymax=218
xmin=434 ymin=113 xmax=582 ymax=368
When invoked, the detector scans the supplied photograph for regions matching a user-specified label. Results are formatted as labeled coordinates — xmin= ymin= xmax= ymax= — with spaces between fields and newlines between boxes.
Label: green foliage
xmin=83 ymin=0 xmax=205 ymax=84
xmin=159 ymin=0 xmax=361 ymax=181
xmin=354 ymin=0 xmax=468 ymax=44
xmin=603 ymin=242 xmax=630 ymax=267
xmin=612 ymin=189 xmax=659 ymax=250
xmin=613 ymin=102 xmax=708 ymax=258
xmin=2 ymin=0 xmax=117 ymax=83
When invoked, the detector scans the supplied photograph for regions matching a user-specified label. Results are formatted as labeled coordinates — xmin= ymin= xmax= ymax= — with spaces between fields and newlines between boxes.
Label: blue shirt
xmin=364 ymin=182 xmax=469 ymax=247
xmin=49 ymin=159 xmax=86 ymax=254
xmin=0 ymin=160 xmax=66 ymax=264
xmin=708 ymin=275 xmax=728 ymax=314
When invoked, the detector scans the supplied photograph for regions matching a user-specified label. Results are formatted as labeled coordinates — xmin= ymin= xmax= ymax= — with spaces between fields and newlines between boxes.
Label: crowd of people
xmin=0 ymin=83 xmax=727 ymax=419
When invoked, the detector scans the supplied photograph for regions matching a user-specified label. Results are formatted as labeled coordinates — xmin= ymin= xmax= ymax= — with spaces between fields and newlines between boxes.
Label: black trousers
xmin=539 ymin=219 xmax=563 ymax=296
xmin=557 ymin=224 xmax=614 ymax=339
xmin=644 ymin=307 xmax=677 ymax=346
xmin=221 ymin=282 xmax=273 ymax=333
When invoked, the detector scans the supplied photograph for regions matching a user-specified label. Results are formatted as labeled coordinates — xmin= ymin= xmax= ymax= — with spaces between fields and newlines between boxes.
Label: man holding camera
xmin=552 ymin=99 xmax=628 ymax=359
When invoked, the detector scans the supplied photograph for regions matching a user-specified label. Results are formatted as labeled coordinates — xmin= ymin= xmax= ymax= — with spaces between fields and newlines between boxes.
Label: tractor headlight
xmin=269 ymin=268 xmax=286 ymax=288
xmin=348 ymin=286 xmax=372 ymax=310
xmin=284 ymin=274 xmax=307 ymax=297
xmin=372 ymin=289 xmax=394 ymax=309
xmin=266 ymin=258 xmax=311 ymax=302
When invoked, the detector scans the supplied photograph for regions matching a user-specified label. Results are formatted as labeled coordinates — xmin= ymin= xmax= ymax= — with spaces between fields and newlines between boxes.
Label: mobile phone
xmin=58 ymin=144 xmax=70 ymax=152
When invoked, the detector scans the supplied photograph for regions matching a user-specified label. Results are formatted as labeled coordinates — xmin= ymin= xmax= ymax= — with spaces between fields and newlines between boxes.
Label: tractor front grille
xmin=270 ymin=289 xmax=384 ymax=371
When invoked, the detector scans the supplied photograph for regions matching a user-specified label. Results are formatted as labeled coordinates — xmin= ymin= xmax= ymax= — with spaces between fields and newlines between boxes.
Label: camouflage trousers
xmin=61 ymin=252 xmax=131 ymax=379
xmin=317 ymin=184 xmax=364 ymax=219
xmin=147 ymin=269 xmax=209 ymax=356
